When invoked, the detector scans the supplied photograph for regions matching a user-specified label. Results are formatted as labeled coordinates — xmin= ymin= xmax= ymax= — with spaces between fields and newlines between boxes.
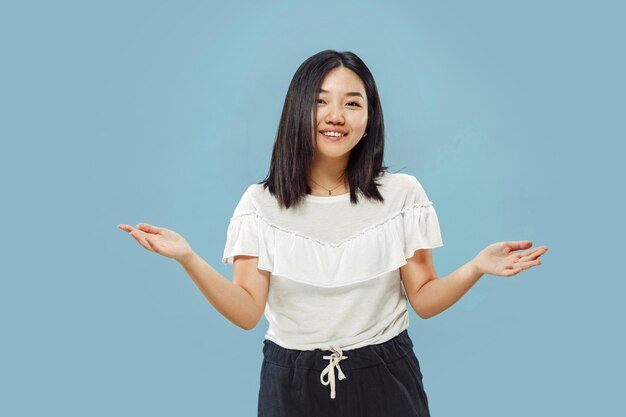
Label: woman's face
xmin=312 ymin=67 xmax=368 ymax=159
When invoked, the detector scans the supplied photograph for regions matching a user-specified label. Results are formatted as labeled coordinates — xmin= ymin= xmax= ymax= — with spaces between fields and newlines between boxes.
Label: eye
xmin=316 ymin=99 xmax=362 ymax=108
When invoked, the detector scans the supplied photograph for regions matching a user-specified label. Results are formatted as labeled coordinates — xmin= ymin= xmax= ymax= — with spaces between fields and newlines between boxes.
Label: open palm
xmin=117 ymin=223 xmax=194 ymax=263
xmin=473 ymin=240 xmax=549 ymax=277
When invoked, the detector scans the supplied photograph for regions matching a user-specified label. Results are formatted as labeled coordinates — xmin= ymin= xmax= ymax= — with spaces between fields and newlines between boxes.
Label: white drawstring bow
xmin=320 ymin=347 xmax=348 ymax=399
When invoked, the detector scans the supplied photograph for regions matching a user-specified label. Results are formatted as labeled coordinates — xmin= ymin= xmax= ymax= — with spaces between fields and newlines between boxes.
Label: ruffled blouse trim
xmin=222 ymin=202 xmax=443 ymax=287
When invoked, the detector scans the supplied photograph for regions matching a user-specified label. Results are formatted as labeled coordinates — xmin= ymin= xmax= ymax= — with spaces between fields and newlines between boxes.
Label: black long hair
xmin=259 ymin=49 xmax=389 ymax=209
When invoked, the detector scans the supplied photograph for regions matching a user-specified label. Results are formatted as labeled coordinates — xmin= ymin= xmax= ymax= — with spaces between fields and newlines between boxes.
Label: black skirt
xmin=258 ymin=329 xmax=431 ymax=417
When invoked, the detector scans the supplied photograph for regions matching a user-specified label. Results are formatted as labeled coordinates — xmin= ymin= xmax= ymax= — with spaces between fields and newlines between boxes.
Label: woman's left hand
xmin=472 ymin=241 xmax=549 ymax=277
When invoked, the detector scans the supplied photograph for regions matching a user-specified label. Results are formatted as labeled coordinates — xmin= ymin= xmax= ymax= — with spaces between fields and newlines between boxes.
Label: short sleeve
xmin=401 ymin=175 xmax=444 ymax=258
xmin=221 ymin=185 xmax=260 ymax=265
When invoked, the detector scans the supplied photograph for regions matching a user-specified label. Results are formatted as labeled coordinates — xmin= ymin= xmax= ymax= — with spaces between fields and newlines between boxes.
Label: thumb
xmin=136 ymin=223 xmax=163 ymax=234
xmin=507 ymin=240 xmax=533 ymax=251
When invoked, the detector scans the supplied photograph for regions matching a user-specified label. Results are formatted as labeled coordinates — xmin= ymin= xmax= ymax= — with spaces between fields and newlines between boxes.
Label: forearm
xmin=178 ymin=252 xmax=259 ymax=330
xmin=413 ymin=258 xmax=484 ymax=319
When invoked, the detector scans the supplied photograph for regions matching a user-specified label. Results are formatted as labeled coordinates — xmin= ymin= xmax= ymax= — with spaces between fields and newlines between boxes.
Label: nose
xmin=325 ymin=103 xmax=345 ymax=124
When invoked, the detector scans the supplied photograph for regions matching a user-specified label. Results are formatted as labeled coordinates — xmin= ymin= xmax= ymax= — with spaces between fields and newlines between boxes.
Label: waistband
xmin=262 ymin=330 xmax=414 ymax=399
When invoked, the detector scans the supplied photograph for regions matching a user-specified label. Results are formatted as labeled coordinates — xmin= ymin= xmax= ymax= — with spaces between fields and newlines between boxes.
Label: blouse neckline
xmin=304 ymin=191 xmax=351 ymax=202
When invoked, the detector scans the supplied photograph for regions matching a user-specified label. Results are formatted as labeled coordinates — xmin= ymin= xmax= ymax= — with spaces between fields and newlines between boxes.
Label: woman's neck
xmin=308 ymin=158 xmax=349 ymax=195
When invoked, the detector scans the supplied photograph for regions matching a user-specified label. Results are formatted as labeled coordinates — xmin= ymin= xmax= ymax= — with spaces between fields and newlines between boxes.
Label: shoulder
xmin=383 ymin=171 xmax=418 ymax=187
xmin=383 ymin=172 xmax=429 ymax=197
xmin=385 ymin=172 xmax=429 ymax=203
xmin=230 ymin=183 xmax=263 ymax=218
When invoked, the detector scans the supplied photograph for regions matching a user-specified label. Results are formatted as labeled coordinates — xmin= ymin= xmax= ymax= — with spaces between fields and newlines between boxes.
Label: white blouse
xmin=222 ymin=171 xmax=444 ymax=352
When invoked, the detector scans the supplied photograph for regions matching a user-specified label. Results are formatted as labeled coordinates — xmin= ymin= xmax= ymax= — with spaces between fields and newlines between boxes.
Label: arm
xmin=407 ymin=256 xmax=483 ymax=319
xmin=400 ymin=249 xmax=481 ymax=319
xmin=401 ymin=241 xmax=548 ymax=319
xmin=119 ymin=222 xmax=269 ymax=330
xmin=179 ymin=252 xmax=269 ymax=330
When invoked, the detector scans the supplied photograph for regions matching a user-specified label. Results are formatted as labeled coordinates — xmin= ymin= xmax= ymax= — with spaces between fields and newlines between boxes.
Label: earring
xmin=362 ymin=131 xmax=368 ymax=138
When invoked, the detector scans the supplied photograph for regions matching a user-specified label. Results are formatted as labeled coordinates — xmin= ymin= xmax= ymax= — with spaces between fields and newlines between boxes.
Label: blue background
xmin=1 ymin=0 xmax=623 ymax=416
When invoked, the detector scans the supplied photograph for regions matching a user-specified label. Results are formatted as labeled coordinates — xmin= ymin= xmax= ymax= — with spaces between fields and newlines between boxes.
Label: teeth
xmin=322 ymin=131 xmax=345 ymax=137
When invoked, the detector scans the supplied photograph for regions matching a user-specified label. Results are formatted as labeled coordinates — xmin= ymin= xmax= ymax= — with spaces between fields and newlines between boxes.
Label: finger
xmin=495 ymin=265 xmax=523 ymax=277
xmin=518 ymin=247 xmax=549 ymax=261
xmin=129 ymin=230 xmax=154 ymax=252
xmin=500 ymin=266 xmax=523 ymax=276
xmin=118 ymin=224 xmax=133 ymax=232
xmin=513 ymin=259 xmax=542 ymax=270
xmin=145 ymin=236 xmax=156 ymax=250
xmin=136 ymin=223 xmax=163 ymax=234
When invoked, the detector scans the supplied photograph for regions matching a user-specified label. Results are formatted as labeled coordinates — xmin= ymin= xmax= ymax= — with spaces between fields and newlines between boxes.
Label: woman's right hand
xmin=117 ymin=223 xmax=195 ymax=264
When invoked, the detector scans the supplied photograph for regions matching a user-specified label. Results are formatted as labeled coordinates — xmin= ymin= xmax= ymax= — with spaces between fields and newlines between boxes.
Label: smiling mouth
xmin=319 ymin=131 xmax=347 ymax=140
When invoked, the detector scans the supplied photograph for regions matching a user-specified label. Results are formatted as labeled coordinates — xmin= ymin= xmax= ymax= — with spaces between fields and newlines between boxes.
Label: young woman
xmin=118 ymin=49 xmax=548 ymax=417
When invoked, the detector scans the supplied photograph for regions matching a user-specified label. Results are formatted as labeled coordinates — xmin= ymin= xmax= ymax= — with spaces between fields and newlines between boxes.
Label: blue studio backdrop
xmin=1 ymin=1 xmax=624 ymax=416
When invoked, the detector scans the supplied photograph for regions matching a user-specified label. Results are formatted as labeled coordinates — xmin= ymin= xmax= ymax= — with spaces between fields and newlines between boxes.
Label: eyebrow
xmin=318 ymin=88 xmax=364 ymax=98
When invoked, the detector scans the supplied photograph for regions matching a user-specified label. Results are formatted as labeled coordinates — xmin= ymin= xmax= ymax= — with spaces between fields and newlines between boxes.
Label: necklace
xmin=310 ymin=173 xmax=347 ymax=195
